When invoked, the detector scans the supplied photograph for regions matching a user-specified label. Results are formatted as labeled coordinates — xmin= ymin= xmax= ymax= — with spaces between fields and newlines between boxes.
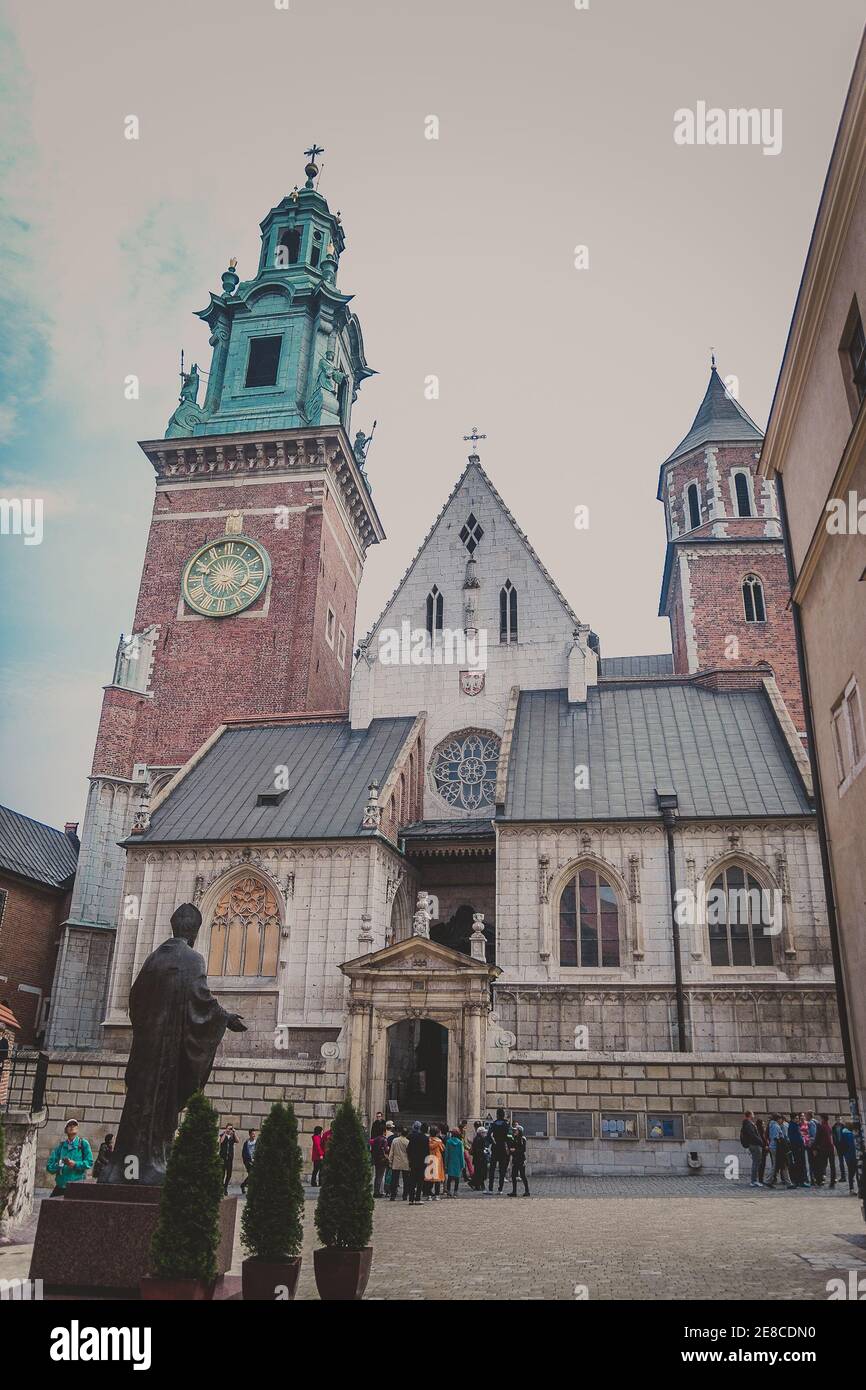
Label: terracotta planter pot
xmin=242 ymin=1255 xmax=302 ymax=1301
xmin=313 ymin=1245 xmax=373 ymax=1301
xmin=140 ymin=1275 xmax=214 ymax=1301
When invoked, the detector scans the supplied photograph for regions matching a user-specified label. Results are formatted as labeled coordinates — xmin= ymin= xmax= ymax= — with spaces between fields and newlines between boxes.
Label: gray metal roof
xmin=137 ymin=717 xmax=416 ymax=844
xmin=0 ymin=804 xmax=79 ymax=888
xmin=502 ymin=686 xmax=812 ymax=821
xmin=662 ymin=368 xmax=763 ymax=466
xmin=599 ymin=653 xmax=674 ymax=679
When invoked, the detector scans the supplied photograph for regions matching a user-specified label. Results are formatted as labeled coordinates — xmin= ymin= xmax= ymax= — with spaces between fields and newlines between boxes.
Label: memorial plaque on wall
xmin=555 ymin=1111 xmax=594 ymax=1139
xmin=511 ymin=1109 xmax=549 ymax=1137
xmin=600 ymin=1112 xmax=638 ymax=1139
xmin=646 ymin=1113 xmax=685 ymax=1141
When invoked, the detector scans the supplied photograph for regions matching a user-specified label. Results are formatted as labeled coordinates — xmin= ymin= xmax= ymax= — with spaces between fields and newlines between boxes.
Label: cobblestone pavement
xmin=3 ymin=1178 xmax=863 ymax=1301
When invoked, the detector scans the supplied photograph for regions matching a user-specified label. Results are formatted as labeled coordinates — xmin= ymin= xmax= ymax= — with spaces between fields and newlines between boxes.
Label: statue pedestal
xmin=29 ymin=1185 xmax=237 ymax=1297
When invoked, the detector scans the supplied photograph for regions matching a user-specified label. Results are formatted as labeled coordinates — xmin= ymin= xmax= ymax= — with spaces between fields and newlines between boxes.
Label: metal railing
xmin=0 ymin=1046 xmax=49 ymax=1115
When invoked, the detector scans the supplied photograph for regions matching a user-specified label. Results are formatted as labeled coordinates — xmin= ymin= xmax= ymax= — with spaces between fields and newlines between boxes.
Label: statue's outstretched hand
xmin=226 ymin=1013 xmax=247 ymax=1032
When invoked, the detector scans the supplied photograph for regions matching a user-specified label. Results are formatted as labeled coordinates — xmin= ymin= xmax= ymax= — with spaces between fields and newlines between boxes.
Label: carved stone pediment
xmin=340 ymin=934 xmax=499 ymax=980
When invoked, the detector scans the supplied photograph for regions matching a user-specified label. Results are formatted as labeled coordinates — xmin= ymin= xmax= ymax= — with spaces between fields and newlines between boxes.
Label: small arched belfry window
xmin=208 ymin=876 xmax=280 ymax=977
xmin=559 ymin=867 xmax=620 ymax=967
xmin=707 ymin=864 xmax=774 ymax=966
xmin=499 ymin=580 xmax=518 ymax=643
xmin=686 ymin=483 xmax=701 ymax=530
xmin=734 ymin=471 xmax=752 ymax=517
xmin=742 ymin=573 xmax=766 ymax=623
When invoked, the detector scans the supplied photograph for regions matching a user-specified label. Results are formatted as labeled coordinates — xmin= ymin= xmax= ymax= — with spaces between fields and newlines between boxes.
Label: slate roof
xmin=599 ymin=654 xmax=674 ymax=679
xmin=135 ymin=717 xmax=416 ymax=844
xmin=661 ymin=367 xmax=763 ymax=468
xmin=401 ymin=819 xmax=494 ymax=841
xmin=0 ymin=805 xmax=79 ymax=889
xmin=502 ymin=685 xmax=812 ymax=821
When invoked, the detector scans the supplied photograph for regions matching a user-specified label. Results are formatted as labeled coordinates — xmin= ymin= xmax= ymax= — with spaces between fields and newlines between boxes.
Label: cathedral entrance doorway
xmin=340 ymin=936 xmax=501 ymax=1128
xmin=386 ymin=1017 xmax=448 ymax=1124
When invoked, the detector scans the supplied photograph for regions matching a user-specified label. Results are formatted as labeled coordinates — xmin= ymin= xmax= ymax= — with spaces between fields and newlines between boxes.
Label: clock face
xmin=181 ymin=536 xmax=270 ymax=617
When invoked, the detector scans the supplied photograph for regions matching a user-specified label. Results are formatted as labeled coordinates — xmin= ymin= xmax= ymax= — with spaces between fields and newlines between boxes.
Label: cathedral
xmin=43 ymin=153 xmax=846 ymax=1174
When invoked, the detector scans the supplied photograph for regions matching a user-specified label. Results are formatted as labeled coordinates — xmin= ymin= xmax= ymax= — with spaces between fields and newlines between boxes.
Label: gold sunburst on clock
xmin=181 ymin=536 xmax=271 ymax=617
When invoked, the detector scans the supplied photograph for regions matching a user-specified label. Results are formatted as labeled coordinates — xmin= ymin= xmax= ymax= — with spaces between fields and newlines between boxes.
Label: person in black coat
xmin=470 ymin=1123 xmax=489 ymax=1190
xmin=487 ymin=1108 xmax=511 ymax=1194
xmin=219 ymin=1125 xmax=238 ymax=1195
xmin=507 ymin=1124 xmax=530 ymax=1197
xmin=407 ymin=1121 xmax=429 ymax=1206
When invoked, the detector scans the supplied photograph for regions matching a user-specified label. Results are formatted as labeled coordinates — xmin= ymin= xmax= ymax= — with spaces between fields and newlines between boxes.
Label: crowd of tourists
xmin=363 ymin=1107 xmax=531 ymax=1201
xmin=740 ymin=1109 xmax=858 ymax=1191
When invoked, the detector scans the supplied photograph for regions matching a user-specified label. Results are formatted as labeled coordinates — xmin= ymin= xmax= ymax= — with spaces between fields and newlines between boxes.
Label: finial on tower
xmin=463 ymin=426 xmax=487 ymax=463
xmin=711 ymin=348 xmax=716 ymax=370
xmin=303 ymin=143 xmax=325 ymax=189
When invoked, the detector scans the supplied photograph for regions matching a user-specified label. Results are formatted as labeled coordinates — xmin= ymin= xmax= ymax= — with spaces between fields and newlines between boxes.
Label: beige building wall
xmin=760 ymin=33 xmax=866 ymax=1122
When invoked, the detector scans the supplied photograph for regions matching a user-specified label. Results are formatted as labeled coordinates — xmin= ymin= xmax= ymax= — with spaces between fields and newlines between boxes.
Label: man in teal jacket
xmin=46 ymin=1118 xmax=93 ymax=1193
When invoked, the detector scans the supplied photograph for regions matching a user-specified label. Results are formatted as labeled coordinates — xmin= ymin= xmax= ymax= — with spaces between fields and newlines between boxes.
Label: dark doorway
xmin=387 ymin=1018 xmax=448 ymax=1123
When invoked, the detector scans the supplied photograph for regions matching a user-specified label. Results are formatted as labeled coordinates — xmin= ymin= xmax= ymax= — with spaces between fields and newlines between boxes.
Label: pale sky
xmin=1 ymin=0 xmax=863 ymax=828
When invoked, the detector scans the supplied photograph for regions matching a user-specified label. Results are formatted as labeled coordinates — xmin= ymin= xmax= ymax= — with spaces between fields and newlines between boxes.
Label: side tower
xmin=47 ymin=151 xmax=384 ymax=1048
xmin=657 ymin=363 xmax=804 ymax=733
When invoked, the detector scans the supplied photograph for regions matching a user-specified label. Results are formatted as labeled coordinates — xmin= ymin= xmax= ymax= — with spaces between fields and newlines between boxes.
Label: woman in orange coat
xmin=426 ymin=1124 xmax=446 ymax=1200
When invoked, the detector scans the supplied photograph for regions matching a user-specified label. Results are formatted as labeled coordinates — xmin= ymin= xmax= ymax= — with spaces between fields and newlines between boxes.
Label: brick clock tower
xmin=48 ymin=150 xmax=383 ymax=1048
xmin=657 ymin=363 xmax=804 ymax=733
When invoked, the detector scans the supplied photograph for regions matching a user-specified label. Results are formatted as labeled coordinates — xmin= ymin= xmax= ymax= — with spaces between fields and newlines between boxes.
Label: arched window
xmin=734 ymin=471 xmax=752 ymax=517
xmin=686 ymin=483 xmax=701 ymax=530
xmin=207 ymin=876 xmax=280 ymax=977
xmin=426 ymin=586 xmax=444 ymax=637
xmin=742 ymin=574 xmax=766 ymax=623
xmin=499 ymin=580 xmax=518 ymax=643
xmin=558 ymin=867 xmax=620 ymax=967
xmin=707 ymin=864 xmax=774 ymax=967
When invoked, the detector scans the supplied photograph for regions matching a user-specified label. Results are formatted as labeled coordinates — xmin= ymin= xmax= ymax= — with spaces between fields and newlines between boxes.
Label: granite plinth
xmin=29 ymin=1185 xmax=237 ymax=1295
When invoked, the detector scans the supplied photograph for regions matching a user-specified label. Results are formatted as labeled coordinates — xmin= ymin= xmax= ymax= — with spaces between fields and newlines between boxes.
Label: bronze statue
xmin=99 ymin=903 xmax=246 ymax=1186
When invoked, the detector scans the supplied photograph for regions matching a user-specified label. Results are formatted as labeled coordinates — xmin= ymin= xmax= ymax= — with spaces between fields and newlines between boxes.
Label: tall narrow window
xmin=734 ymin=471 xmax=752 ymax=517
xmin=846 ymin=306 xmax=866 ymax=405
xmin=558 ymin=868 xmax=620 ymax=967
xmin=742 ymin=574 xmax=765 ymax=623
xmin=245 ymin=335 xmax=282 ymax=388
xmin=686 ymin=483 xmax=701 ymax=530
xmin=707 ymin=865 xmax=774 ymax=967
xmin=426 ymin=585 xmax=444 ymax=637
xmin=499 ymin=580 xmax=518 ymax=643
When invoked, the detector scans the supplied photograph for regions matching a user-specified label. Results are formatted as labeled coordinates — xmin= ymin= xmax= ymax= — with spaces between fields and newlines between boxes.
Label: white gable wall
xmin=350 ymin=462 xmax=585 ymax=818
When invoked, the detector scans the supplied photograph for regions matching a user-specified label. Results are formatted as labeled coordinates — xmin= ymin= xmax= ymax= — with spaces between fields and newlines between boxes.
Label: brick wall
xmin=0 ymin=874 xmax=69 ymax=1043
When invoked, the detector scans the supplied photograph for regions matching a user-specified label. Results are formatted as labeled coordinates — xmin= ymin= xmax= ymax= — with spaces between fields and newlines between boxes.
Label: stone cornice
xmin=138 ymin=425 xmax=384 ymax=553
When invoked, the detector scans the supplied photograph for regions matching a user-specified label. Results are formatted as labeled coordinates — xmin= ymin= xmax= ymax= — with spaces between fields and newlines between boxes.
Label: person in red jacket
xmin=311 ymin=1125 xmax=326 ymax=1186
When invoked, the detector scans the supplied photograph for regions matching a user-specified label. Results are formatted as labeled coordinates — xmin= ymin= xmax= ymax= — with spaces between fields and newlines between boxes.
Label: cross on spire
xmin=304 ymin=144 xmax=325 ymax=164
xmin=463 ymin=427 xmax=486 ymax=460
xmin=303 ymin=144 xmax=324 ymax=190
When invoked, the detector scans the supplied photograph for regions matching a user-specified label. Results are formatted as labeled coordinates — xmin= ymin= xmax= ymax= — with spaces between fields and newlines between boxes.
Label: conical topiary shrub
xmin=145 ymin=1091 xmax=224 ymax=1297
xmin=240 ymin=1102 xmax=305 ymax=1300
xmin=313 ymin=1093 xmax=374 ymax=1300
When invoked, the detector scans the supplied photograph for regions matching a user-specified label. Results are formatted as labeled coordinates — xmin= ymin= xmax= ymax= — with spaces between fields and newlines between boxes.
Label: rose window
xmin=431 ymin=730 xmax=501 ymax=811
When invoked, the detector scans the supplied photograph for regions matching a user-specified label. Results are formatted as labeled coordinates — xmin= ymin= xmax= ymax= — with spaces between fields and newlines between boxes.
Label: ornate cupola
xmin=166 ymin=145 xmax=376 ymax=439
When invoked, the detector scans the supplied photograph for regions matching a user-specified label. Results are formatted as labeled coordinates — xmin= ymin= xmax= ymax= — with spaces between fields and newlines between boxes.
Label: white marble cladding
xmin=494 ymin=820 xmax=834 ymax=986
xmin=103 ymin=840 xmax=416 ymax=1048
xmin=350 ymin=464 xmax=586 ymax=817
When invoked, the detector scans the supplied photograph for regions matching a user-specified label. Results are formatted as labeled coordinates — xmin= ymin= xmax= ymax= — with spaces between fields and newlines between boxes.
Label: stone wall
xmin=0 ymin=1110 xmax=43 ymax=1234
xmin=485 ymin=1050 xmax=848 ymax=1174
xmin=36 ymin=1053 xmax=348 ymax=1177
